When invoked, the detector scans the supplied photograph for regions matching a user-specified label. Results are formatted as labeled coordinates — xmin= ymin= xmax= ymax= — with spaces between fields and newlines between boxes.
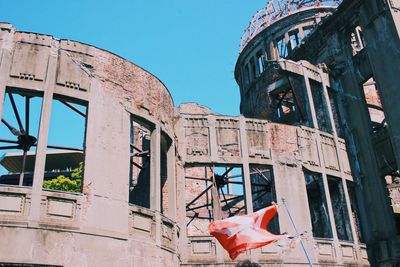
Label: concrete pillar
xmin=0 ymin=31 xmax=13 ymax=128
xmin=239 ymin=116 xmax=259 ymax=262
xmin=360 ymin=0 xmax=400 ymax=172
xmin=285 ymin=32 xmax=291 ymax=56
xmin=337 ymin=60 xmax=396 ymax=247
xmin=299 ymin=26 xmax=305 ymax=40
xmin=208 ymin=116 xmax=218 ymax=163
xmin=150 ymin=124 xmax=161 ymax=211
xmin=174 ymin=117 xmax=189 ymax=261
xmin=167 ymin=140 xmax=177 ymax=220
xmin=239 ymin=116 xmax=254 ymax=214
xmin=29 ymin=42 xmax=58 ymax=223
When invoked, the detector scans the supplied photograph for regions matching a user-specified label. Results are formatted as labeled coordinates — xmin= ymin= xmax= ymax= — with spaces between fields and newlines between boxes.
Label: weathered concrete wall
xmin=174 ymin=103 xmax=368 ymax=266
xmin=0 ymin=23 xmax=178 ymax=267
xmin=0 ymin=227 xmax=177 ymax=267
xmin=282 ymin=0 xmax=400 ymax=265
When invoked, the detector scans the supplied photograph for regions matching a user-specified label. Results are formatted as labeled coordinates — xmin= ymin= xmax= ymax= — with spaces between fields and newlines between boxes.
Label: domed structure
xmin=2 ymin=0 xmax=400 ymax=265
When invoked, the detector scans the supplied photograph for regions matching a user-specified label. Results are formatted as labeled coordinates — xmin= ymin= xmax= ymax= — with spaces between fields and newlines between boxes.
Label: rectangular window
xmin=129 ymin=116 xmax=152 ymax=208
xmin=276 ymin=36 xmax=288 ymax=58
xmin=42 ymin=96 xmax=87 ymax=193
xmin=256 ymin=51 xmax=265 ymax=76
xmin=269 ymin=75 xmax=313 ymax=127
xmin=185 ymin=165 xmax=245 ymax=236
xmin=310 ymin=80 xmax=332 ymax=132
xmin=250 ymin=165 xmax=279 ymax=234
xmin=160 ymin=133 xmax=171 ymax=214
xmin=362 ymin=77 xmax=385 ymax=133
xmin=303 ymin=26 xmax=313 ymax=38
xmin=289 ymin=30 xmax=301 ymax=49
xmin=304 ymin=171 xmax=333 ymax=238
xmin=0 ymin=90 xmax=43 ymax=187
xmin=328 ymin=177 xmax=353 ymax=241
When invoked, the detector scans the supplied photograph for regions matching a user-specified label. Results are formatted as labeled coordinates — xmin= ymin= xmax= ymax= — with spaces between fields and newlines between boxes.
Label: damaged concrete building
xmin=0 ymin=0 xmax=399 ymax=266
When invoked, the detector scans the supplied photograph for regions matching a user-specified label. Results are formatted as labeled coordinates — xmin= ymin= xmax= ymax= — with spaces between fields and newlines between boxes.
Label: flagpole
xmin=281 ymin=197 xmax=315 ymax=267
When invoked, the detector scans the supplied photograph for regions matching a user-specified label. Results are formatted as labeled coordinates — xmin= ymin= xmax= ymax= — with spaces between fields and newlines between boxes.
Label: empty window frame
xmin=289 ymin=30 xmax=301 ymax=50
xmin=250 ymin=165 xmax=279 ymax=234
xmin=256 ymin=51 xmax=265 ymax=76
xmin=328 ymin=176 xmax=353 ymax=241
xmin=0 ymin=89 xmax=43 ymax=186
xmin=129 ymin=116 xmax=152 ymax=208
xmin=310 ymin=79 xmax=332 ymax=133
xmin=185 ymin=165 xmax=246 ymax=236
xmin=276 ymin=36 xmax=288 ymax=58
xmin=271 ymin=87 xmax=299 ymax=123
xmin=185 ymin=166 xmax=214 ymax=236
xmin=42 ymin=96 xmax=88 ymax=193
xmin=302 ymin=26 xmax=313 ymax=38
xmin=350 ymin=26 xmax=365 ymax=56
xmin=304 ymin=170 xmax=333 ymax=239
xmin=160 ymin=132 xmax=172 ymax=214
xmin=269 ymin=75 xmax=313 ymax=127
xmin=362 ymin=78 xmax=386 ymax=133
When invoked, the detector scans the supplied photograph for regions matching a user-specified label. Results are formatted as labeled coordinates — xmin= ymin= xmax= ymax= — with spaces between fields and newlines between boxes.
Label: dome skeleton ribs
xmin=0 ymin=92 xmax=86 ymax=186
xmin=240 ymin=0 xmax=342 ymax=52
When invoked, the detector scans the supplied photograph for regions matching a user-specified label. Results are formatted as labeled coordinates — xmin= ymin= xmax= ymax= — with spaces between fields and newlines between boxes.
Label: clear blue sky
xmin=0 ymin=0 xmax=266 ymax=115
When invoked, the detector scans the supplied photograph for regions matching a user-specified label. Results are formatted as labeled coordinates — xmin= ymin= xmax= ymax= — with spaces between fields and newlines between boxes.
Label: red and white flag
xmin=208 ymin=205 xmax=286 ymax=260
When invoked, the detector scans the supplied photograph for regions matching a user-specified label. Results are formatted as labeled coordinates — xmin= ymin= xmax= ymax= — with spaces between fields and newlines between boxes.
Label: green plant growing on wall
xmin=43 ymin=162 xmax=83 ymax=193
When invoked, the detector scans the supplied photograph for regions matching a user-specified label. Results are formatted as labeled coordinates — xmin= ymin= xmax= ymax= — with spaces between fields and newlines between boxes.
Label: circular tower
xmin=235 ymin=0 xmax=341 ymax=123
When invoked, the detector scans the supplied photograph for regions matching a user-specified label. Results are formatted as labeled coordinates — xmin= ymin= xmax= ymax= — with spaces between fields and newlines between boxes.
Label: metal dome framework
xmin=240 ymin=0 xmax=342 ymax=52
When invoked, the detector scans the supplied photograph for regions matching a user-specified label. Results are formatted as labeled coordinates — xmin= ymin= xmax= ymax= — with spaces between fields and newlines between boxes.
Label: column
xmin=29 ymin=42 xmax=58 ymax=223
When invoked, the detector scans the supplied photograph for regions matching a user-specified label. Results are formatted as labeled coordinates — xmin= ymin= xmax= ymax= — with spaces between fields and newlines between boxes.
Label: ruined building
xmin=0 ymin=0 xmax=399 ymax=266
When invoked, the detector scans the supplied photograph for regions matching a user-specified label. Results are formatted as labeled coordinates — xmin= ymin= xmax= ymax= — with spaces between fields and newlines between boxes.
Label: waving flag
xmin=208 ymin=205 xmax=285 ymax=260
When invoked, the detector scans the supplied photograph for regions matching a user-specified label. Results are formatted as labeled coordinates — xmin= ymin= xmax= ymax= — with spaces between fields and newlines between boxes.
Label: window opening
xmin=129 ymin=116 xmax=152 ymax=208
xmin=304 ymin=170 xmax=333 ymax=238
xmin=185 ymin=165 xmax=245 ymax=236
xmin=310 ymin=80 xmax=332 ymax=132
xmin=303 ymin=26 xmax=313 ymax=38
xmin=362 ymin=78 xmax=385 ymax=133
xmin=250 ymin=165 xmax=279 ymax=234
xmin=276 ymin=36 xmax=288 ymax=58
xmin=269 ymin=75 xmax=313 ymax=127
xmin=328 ymin=177 xmax=353 ymax=241
xmin=351 ymin=26 xmax=365 ymax=56
xmin=256 ymin=51 xmax=265 ymax=76
xmin=160 ymin=133 xmax=171 ymax=214
xmin=0 ymin=90 xmax=43 ymax=186
xmin=42 ymin=96 xmax=87 ymax=193
xmin=289 ymin=30 xmax=301 ymax=49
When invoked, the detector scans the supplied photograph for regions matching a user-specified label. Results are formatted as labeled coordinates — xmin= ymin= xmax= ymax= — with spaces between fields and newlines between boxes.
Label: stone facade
xmin=0 ymin=0 xmax=400 ymax=266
